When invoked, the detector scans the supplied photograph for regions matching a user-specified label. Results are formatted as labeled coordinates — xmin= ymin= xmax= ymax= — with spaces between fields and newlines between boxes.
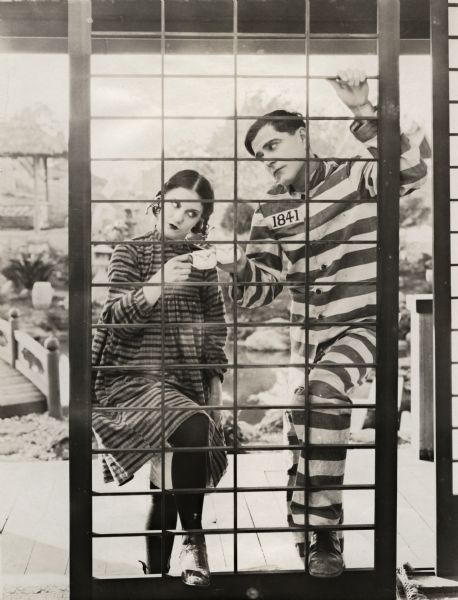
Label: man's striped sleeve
xmin=230 ymin=206 xmax=284 ymax=309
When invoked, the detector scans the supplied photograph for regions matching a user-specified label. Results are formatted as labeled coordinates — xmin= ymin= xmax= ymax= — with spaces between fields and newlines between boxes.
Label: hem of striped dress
xmin=100 ymin=408 xmax=227 ymax=488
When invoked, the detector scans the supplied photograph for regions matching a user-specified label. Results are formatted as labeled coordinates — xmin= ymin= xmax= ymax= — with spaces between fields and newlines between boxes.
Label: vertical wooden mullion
xmin=431 ymin=0 xmax=458 ymax=578
xmin=68 ymin=0 xmax=93 ymax=599
xmin=375 ymin=0 xmax=400 ymax=596
xmin=160 ymin=0 xmax=167 ymax=574
xmin=303 ymin=0 xmax=311 ymax=572
xmin=232 ymin=0 xmax=239 ymax=574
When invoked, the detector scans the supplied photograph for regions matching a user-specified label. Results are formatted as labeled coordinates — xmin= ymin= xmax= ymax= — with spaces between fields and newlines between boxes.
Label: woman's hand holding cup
xmin=143 ymin=254 xmax=191 ymax=305
xmin=160 ymin=254 xmax=192 ymax=283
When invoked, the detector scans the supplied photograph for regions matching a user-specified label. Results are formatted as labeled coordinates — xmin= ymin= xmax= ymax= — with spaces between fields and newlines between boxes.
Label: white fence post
xmin=45 ymin=336 xmax=63 ymax=420
xmin=8 ymin=308 xmax=19 ymax=367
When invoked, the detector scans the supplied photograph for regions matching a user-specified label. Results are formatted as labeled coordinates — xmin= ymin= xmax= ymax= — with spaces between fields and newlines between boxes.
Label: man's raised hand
xmin=328 ymin=69 xmax=375 ymax=117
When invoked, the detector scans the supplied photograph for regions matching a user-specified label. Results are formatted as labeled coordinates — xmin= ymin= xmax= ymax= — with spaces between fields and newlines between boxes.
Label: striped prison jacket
xmin=231 ymin=116 xmax=430 ymax=380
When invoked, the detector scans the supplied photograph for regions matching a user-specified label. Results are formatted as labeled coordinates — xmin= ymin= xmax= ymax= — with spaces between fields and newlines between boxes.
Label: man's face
xmin=250 ymin=123 xmax=307 ymax=190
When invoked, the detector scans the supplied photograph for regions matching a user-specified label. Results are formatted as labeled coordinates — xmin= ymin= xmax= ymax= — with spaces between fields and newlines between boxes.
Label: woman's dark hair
xmin=244 ymin=110 xmax=306 ymax=157
xmin=150 ymin=170 xmax=214 ymax=236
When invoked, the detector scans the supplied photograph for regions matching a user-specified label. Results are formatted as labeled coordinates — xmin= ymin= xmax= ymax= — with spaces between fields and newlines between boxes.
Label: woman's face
xmin=158 ymin=187 xmax=204 ymax=240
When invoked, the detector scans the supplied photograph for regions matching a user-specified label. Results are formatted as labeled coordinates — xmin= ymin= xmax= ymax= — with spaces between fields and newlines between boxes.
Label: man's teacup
xmin=215 ymin=244 xmax=242 ymax=265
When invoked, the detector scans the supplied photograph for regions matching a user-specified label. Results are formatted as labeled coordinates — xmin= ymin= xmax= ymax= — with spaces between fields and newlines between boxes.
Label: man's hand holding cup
xmin=215 ymin=244 xmax=247 ymax=275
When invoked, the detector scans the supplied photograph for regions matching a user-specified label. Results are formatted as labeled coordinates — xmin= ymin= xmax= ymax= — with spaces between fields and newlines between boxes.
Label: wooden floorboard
xmin=0 ymin=463 xmax=24 ymax=533
xmin=0 ymin=444 xmax=437 ymax=579
xmin=1 ymin=463 xmax=62 ymax=575
xmin=398 ymin=446 xmax=436 ymax=530
xmin=208 ymin=459 xmax=267 ymax=572
xmin=26 ymin=470 xmax=69 ymax=575
xmin=242 ymin=454 xmax=302 ymax=572
xmin=201 ymin=493 xmax=227 ymax=573
xmin=397 ymin=446 xmax=435 ymax=568
xmin=93 ymin=462 xmax=148 ymax=577
xmin=397 ymin=493 xmax=433 ymax=567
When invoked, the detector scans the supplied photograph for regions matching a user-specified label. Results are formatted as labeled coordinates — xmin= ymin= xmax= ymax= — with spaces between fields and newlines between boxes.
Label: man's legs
xmin=287 ymin=327 xmax=376 ymax=576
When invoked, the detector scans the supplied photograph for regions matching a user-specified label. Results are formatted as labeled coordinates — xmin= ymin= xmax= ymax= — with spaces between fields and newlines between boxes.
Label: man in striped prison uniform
xmin=220 ymin=69 xmax=429 ymax=577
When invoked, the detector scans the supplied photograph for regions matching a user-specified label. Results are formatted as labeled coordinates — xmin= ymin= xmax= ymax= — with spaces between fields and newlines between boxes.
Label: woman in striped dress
xmin=92 ymin=170 xmax=228 ymax=587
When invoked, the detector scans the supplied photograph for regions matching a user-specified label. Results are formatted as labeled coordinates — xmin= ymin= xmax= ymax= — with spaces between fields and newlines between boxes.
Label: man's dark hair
xmin=244 ymin=110 xmax=306 ymax=156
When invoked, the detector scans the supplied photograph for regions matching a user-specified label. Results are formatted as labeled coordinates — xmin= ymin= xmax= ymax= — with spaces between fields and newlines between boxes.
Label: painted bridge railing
xmin=0 ymin=308 xmax=62 ymax=419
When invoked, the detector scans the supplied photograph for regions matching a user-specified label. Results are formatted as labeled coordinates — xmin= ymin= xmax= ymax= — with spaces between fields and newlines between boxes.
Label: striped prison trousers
xmin=285 ymin=326 xmax=377 ymax=545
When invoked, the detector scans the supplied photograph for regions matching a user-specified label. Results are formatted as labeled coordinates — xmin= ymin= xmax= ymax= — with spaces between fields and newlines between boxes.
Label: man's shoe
xmin=179 ymin=534 xmax=211 ymax=587
xmin=308 ymin=531 xmax=345 ymax=578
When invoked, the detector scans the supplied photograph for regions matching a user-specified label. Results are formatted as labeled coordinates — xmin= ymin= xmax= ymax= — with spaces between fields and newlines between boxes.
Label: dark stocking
xmin=169 ymin=413 xmax=209 ymax=533
xmin=144 ymin=413 xmax=209 ymax=572
xmin=145 ymin=482 xmax=178 ymax=573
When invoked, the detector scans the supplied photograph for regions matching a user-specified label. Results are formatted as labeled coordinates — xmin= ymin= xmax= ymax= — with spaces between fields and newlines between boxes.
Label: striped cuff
xmin=206 ymin=368 xmax=226 ymax=383
xmin=229 ymin=259 xmax=254 ymax=302
xmin=350 ymin=118 xmax=378 ymax=144
xmin=236 ymin=258 xmax=254 ymax=285
xmin=133 ymin=287 xmax=155 ymax=317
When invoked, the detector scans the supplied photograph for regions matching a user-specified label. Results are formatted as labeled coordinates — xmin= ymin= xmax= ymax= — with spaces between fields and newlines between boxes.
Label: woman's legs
xmin=169 ymin=413 xmax=211 ymax=586
xmin=145 ymin=482 xmax=178 ymax=573
xmin=168 ymin=413 xmax=209 ymax=532
xmin=144 ymin=413 xmax=209 ymax=579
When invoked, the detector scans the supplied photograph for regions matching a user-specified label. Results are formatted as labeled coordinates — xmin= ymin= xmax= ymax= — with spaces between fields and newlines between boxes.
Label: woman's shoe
xmin=179 ymin=534 xmax=210 ymax=587
xmin=139 ymin=560 xmax=149 ymax=574
xmin=139 ymin=558 xmax=171 ymax=575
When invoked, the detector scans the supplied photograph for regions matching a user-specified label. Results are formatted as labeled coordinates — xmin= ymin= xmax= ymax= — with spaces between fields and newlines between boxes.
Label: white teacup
xmin=191 ymin=248 xmax=217 ymax=270
xmin=215 ymin=244 xmax=242 ymax=265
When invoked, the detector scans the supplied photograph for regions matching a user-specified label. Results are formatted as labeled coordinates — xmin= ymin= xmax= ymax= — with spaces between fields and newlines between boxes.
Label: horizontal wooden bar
xmin=92 ymin=523 xmax=376 ymax=537
xmin=90 ymin=197 xmax=378 ymax=203
xmin=89 ymin=155 xmax=378 ymax=161
xmin=93 ymin=403 xmax=376 ymax=412
xmin=91 ymin=73 xmax=379 ymax=80
xmin=91 ymin=115 xmax=379 ymax=122
xmin=90 ymin=321 xmax=375 ymax=328
xmin=93 ymin=362 xmax=376 ymax=370
xmin=92 ymin=443 xmax=376 ymax=453
xmin=89 ymin=321 xmax=346 ymax=329
xmin=91 ymin=280 xmax=376 ymax=287
xmin=91 ymin=234 xmax=373 ymax=245
xmin=92 ymin=570 xmax=394 ymax=600
xmin=0 ymin=36 xmax=429 ymax=55
xmin=91 ymin=319 xmax=377 ymax=328
xmin=92 ymin=483 xmax=376 ymax=496
xmin=92 ymin=32 xmax=379 ymax=40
